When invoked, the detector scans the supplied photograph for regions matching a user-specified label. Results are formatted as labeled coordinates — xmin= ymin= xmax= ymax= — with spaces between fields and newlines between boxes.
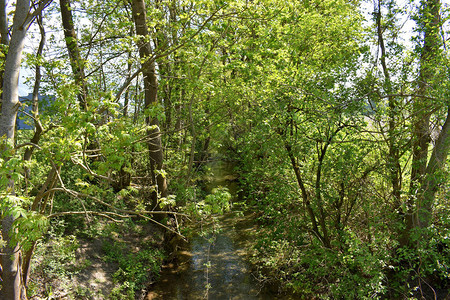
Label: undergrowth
xmin=28 ymin=218 xmax=165 ymax=299
xmin=102 ymin=239 xmax=165 ymax=299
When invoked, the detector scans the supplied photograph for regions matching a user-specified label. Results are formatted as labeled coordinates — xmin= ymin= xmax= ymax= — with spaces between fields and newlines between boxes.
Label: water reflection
xmin=147 ymin=213 xmax=284 ymax=300
xmin=147 ymin=161 xmax=293 ymax=299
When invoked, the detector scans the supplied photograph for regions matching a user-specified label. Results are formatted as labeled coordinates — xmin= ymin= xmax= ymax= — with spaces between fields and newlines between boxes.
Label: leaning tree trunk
xmin=131 ymin=0 xmax=167 ymax=212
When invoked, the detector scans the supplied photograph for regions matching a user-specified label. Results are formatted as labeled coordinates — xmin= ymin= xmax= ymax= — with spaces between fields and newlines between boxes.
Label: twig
xmin=48 ymin=211 xmax=126 ymax=223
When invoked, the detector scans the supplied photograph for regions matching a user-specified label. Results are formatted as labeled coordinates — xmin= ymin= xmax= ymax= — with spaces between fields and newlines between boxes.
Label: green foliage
xmin=389 ymin=222 xmax=450 ymax=297
xmin=250 ymin=219 xmax=390 ymax=299
xmin=102 ymin=240 xmax=165 ymax=298
xmin=187 ymin=186 xmax=232 ymax=217
xmin=0 ymin=155 xmax=49 ymax=251
xmin=2 ymin=0 xmax=450 ymax=298
xmin=32 ymin=232 xmax=80 ymax=282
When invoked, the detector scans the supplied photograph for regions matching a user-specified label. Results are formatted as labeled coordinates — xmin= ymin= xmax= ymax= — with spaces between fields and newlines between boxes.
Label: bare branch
xmin=70 ymin=156 xmax=113 ymax=182
xmin=48 ymin=211 xmax=127 ymax=223
xmin=15 ymin=142 xmax=42 ymax=150
xmin=115 ymin=66 xmax=142 ymax=100
xmin=24 ymin=0 xmax=53 ymax=29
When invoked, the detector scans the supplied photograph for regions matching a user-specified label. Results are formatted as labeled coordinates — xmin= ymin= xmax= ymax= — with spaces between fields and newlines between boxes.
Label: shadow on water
xmin=146 ymin=161 xmax=294 ymax=300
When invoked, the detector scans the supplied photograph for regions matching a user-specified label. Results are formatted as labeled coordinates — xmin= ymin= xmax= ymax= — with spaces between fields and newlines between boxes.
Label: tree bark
xmin=0 ymin=0 xmax=31 ymax=297
xmin=60 ymin=0 xmax=88 ymax=110
xmin=285 ymin=142 xmax=324 ymax=245
xmin=1 ymin=215 xmax=24 ymax=300
xmin=315 ymin=144 xmax=331 ymax=248
xmin=0 ymin=0 xmax=8 ymax=45
xmin=406 ymin=0 xmax=441 ymax=239
xmin=417 ymin=107 xmax=450 ymax=228
xmin=131 ymin=0 xmax=167 ymax=211
xmin=23 ymin=166 xmax=58 ymax=287
xmin=0 ymin=1 xmax=52 ymax=297
xmin=375 ymin=1 xmax=402 ymax=207
xmin=0 ymin=0 xmax=9 ymax=103
xmin=19 ymin=15 xmax=46 ymax=286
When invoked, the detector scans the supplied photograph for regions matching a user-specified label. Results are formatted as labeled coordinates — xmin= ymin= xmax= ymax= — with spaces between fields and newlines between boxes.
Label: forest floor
xmin=28 ymin=219 xmax=166 ymax=299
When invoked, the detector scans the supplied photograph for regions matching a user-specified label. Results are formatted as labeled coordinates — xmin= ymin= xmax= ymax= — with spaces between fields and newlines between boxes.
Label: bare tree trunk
xmin=0 ymin=0 xmax=8 ymax=45
xmin=0 ymin=0 xmax=9 ymax=104
xmin=0 ymin=1 xmax=52 ymax=297
xmin=20 ymin=14 xmax=46 ymax=288
xmin=0 ymin=0 xmax=31 ymax=297
xmin=1 ymin=216 xmax=24 ymax=300
xmin=131 ymin=0 xmax=167 ymax=211
xmin=187 ymin=93 xmax=196 ymax=181
xmin=123 ymin=45 xmax=133 ymax=117
xmin=60 ymin=0 xmax=88 ymax=110
xmin=22 ymin=166 xmax=58 ymax=287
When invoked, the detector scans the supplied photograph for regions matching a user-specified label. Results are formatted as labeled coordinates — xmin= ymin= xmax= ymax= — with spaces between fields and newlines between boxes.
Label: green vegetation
xmin=0 ymin=0 xmax=450 ymax=299
xmin=103 ymin=240 xmax=164 ymax=299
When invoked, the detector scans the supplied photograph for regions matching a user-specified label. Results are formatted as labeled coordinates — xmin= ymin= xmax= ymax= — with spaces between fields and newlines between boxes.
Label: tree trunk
xmin=123 ymin=44 xmax=133 ymax=117
xmin=23 ymin=166 xmax=58 ymax=287
xmin=284 ymin=142 xmax=324 ymax=245
xmin=417 ymin=107 xmax=450 ymax=228
xmin=0 ymin=0 xmax=9 ymax=104
xmin=60 ymin=0 xmax=88 ymax=110
xmin=375 ymin=1 xmax=402 ymax=207
xmin=1 ymin=216 xmax=24 ymax=300
xmin=315 ymin=144 xmax=331 ymax=248
xmin=406 ymin=0 xmax=441 ymax=239
xmin=24 ymin=12 xmax=45 ymax=169
xmin=0 ymin=0 xmax=8 ymax=45
xmin=131 ymin=0 xmax=167 ymax=211
xmin=0 ymin=0 xmax=31 ymax=298
xmin=19 ymin=15 xmax=46 ymax=286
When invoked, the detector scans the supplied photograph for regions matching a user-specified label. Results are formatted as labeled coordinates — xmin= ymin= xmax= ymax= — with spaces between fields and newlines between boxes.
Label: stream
xmin=146 ymin=161 xmax=293 ymax=300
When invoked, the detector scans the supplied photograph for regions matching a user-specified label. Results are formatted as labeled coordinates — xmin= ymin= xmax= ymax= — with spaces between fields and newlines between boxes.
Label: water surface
xmin=147 ymin=212 xmax=288 ymax=300
xmin=147 ymin=161 xmax=293 ymax=299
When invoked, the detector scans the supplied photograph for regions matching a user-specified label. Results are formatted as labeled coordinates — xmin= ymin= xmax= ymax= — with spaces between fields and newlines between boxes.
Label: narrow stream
xmin=146 ymin=161 xmax=293 ymax=300
xmin=147 ymin=213 xmax=279 ymax=299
